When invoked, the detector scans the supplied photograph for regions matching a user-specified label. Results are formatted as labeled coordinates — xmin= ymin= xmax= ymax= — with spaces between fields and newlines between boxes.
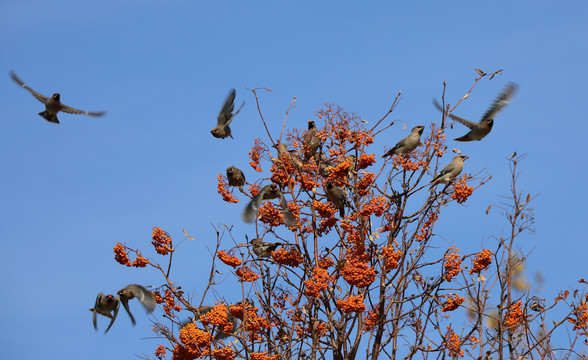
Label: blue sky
xmin=1 ymin=1 xmax=586 ymax=358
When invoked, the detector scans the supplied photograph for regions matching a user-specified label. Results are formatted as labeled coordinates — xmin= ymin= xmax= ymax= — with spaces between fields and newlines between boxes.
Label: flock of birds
xmin=9 ymin=70 xmax=516 ymax=334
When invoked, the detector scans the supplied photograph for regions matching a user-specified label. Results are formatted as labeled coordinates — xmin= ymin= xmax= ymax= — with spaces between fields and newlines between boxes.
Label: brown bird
xmin=433 ymin=83 xmax=518 ymax=141
xmin=382 ymin=125 xmax=425 ymax=157
xmin=226 ymin=166 xmax=246 ymax=192
xmin=250 ymin=238 xmax=283 ymax=258
xmin=9 ymin=71 xmax=106 ymax=124
xmin=315 ymin=153 xmax=334 ymax=176
xmin=430 ymin=155 xmax=468 ymax=188
xmin=211 ymin=88 xmax=244 ymax=139
xmin=273 ymin=143 xmax=302 ymax=168
xmin=326 ymin=181 xmax=348 ymax=217
xmin=242 ymin=184 xmax=295 ymax=227
xmin=89 ymin=292 xmax=120 ymax=334
xmin=303 ymin=120 xmax=321 ymax=159
xmin=117 ymin=284 xmax=157 ymax=326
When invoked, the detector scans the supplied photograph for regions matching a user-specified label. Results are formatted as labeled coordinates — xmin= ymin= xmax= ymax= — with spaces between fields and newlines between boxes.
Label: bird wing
xmin=91 ymin=292 xmax=103 ymax=330
xmin=390 ymin=137 xmax=407 ymax=152
xmin=217 ymin=89 xmax=236 ymax=126
xmin=480 ymin=83 xmax=518 ymax=121
xmin=9 ymin=71 xmax=50 ymax=104
xmin=242 ymin=186 xmax=267 ymax=223
xmin=59 ymin=103 xmax=106 ymax=117
xmin=92 ymin=309 xmax=98 ymax=330
xmin=432 ymin=162 xmax=455 ymax=182
xmin=279 ymin=193 xmax=296 ymax=227
xmin=127 ymin=284 xmax=157 ymax=313
xmin=104 ymin=297 xmax=120 ymax=334
xmin=120 ymin=297 xmax=136 ymax=325
xmin=227 ymin=101 xmax=245 ymax=127
xmin=433 ymin=99 xmax=477 ymax=129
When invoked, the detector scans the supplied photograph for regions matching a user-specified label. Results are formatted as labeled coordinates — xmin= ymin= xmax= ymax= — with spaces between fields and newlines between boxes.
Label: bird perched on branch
xmin=433 ymin=83 xmax=518 ymax=141
xmin=117 ymin=284 xmax=157 ymax=326
xmin=273 ymin=143 xmax=302 ymax=168
xmin=9 ymin=71 xmax=106 ymax=124
xmin=211 ymin=88 xmax=244 ymax=139
xmin=226 ymin=166 xmax=246 ymax=192
xmin=430 ymin=155 xmax=468 ymax=188
xmin=382 ymin=125 xmax=425 ymax=157
xmin=303 ymin=120 xmax=321 ymax=159
xmin=326 ymin=181 xmax=348 ymax=217
xmin=242 ymin=184 xmax=296 ymax=227
xmin=89 ymin=292 xmax=120 ymax=334
xmin=250 ymin=238 xmax=283 ymax=258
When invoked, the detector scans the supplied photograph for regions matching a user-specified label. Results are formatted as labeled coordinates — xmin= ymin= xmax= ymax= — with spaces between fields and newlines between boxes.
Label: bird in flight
xmin=9 ymin=71 xmax=106 ymax=124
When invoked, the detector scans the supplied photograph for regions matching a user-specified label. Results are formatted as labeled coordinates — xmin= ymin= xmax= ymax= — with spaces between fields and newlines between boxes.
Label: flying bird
xmin=382 ymin=125 xmax=425 ymax=158
xmin=89 ymin=292 xmax=120 ymax=334
xmin=117 ymin=284 xmax=157 ymax=326
xmin=211 ymin=88 xmax=244 ymax=139
xmin=242 ymin=184 xmax=296 ymax=227
xmin=250 ymin=238 xmax=283 ymax=258
xmin=433 ymin=83 xmax=518 ymax=141
xmin=303 ymin=120 xmax=321 ymax=159
xmin=226 ymin=166 xmax=246 ymax=192
xmin=326 ymin=181 xmax=348 ymax=217
xmin=9 ymin=71 xmax=106 ymax=124
xmin=430 ymin=155 xmax=468 ymax=188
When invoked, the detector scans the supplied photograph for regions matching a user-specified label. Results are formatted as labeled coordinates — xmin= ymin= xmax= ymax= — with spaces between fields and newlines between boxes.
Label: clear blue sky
xmin=1 ymin=1 xmax=586 ymax=358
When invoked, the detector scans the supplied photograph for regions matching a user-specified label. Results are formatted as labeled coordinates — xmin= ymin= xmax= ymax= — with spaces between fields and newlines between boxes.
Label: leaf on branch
xmin=183 ymin=229 xmax=195 ymax=240
xmin=486 ymin=205 xmax=492 ymax=215
xmin=579 ymin=278 xmax=588 ymax=284
xmin=555 ymin=291 xmax=570 ymax=302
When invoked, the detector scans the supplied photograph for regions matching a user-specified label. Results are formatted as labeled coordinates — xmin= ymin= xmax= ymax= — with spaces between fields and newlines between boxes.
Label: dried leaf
xmin=486 ymin=205 xmax=492 ymax=215
xmin=183 ymin=229 xmax=195 ymax=240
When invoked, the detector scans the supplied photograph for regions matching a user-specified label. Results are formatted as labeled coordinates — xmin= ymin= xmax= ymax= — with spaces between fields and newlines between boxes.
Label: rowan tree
xmin=112 ymin=70 xmax=588 ymax=360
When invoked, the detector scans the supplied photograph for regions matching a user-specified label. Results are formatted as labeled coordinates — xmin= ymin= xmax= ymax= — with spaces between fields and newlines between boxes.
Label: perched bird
xmin=89 ymin=292 xmax=120 ymax=334
xmin=273 ymin=143 xmax=302 ymax=168
xmin=303 ymin=120 xmax=321 ymax=159
xmin=326 ymin=181 xmax=348 ymax=217
xmin=430 ymin=155 xmax=468 ymax=188
xmin=382 ymin=125 xmax=425 ymax=157
xmin=226 ymin=166 xmax=246 ymax=192
xmin=433 ymin=83 xmax=518 ymax=141
xmin=117 ymin=284 xmax=157 ymax=326
xmin=242 ymin=184 xmax=296 ymax=227
xmin=315 ymin=153 xmax=334 ymax=176
xmin=9 ymin=71 xmax=106 ymax=124
xmin=211 ymin=88 xmax=244 ymax=139
xmin=250 ymin=238 xmax=282 ymax=258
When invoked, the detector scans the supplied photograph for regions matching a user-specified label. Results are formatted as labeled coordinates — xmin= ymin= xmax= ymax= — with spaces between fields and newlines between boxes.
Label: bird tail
xmin=39 ymin=111 xmax=59 ymax=124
